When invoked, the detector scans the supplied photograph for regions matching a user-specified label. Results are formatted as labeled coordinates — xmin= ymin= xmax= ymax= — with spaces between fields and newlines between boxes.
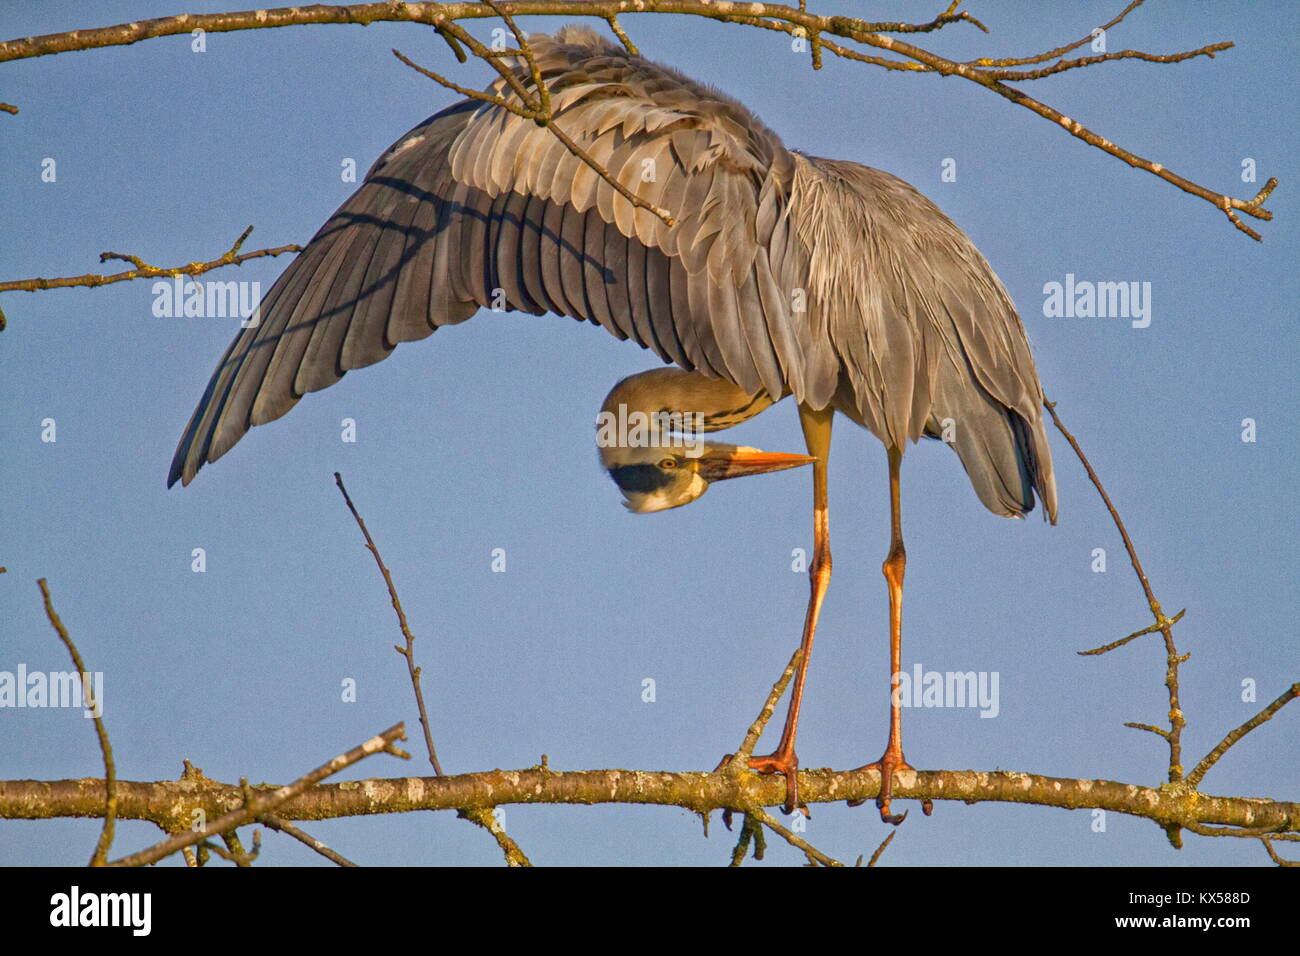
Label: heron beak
xmin=697 ymin=447 xmax=818 ymax=482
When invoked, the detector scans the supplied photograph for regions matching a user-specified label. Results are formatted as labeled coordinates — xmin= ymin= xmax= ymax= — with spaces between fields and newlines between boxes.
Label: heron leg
xmin=851 ymin=445 xmax=933 ymax=824
xmin=747 ymin=404 xmax=834 ymax=814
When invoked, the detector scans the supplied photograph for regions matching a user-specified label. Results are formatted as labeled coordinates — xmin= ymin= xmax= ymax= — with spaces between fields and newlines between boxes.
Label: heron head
xmin=601 ymin=442 xmax=816 ymax=513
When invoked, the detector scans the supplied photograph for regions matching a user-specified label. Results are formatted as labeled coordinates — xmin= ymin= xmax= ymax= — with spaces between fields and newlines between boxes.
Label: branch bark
xmin=0 ymin=1 xmax=1277 ymax=239
xmin=4 ymin=766 xmax=1295 ymax=836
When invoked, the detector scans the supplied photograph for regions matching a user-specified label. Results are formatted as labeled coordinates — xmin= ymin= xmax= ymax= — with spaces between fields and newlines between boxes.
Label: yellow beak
xmin=697 ymin=447 xmax=818 ymax=482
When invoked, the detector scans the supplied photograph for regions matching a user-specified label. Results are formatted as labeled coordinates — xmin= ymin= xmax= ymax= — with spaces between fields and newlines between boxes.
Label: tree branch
xmin=334 ymin=472 xmax=445 ymax=777
xmin=1046 ymin=398 xmax=1188 ymax=795
xmin=1186 ymin=682 xmax=1300 ymax=789
xmin=105 ymin=723 xmax=408 ymax=866
xmin=0 ymin=1 xmax=1276 ymax=240
xmin=38 ymin=578 xmax=117 ymax=866
xmin=4 ymin=766 xmax=1295 ymax=837
xmin=0 ymin=226 xmax=302 ymax=328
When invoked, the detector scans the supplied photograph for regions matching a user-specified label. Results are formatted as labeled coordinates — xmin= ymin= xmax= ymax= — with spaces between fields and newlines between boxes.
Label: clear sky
xmin=1 ymin=1 xmax=1295 ymax=866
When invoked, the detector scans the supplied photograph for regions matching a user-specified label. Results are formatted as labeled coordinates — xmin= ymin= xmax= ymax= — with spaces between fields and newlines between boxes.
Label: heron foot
xmin=749 ymin=749 xmax=802 ymax=815
xmin=716 ymin=749 xmax=801 ymax=815
xmin=848 ymin=748 xmax=932 ymax=824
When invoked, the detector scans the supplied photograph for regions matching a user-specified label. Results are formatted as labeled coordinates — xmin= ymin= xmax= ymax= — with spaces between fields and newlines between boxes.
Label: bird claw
xmin=714 ymin=751 xmax=802 ymax=817
xmin=746 ymin=750 xmax=801 ymax=815
xmin=853 ymin=749 xmax=926 ymax=825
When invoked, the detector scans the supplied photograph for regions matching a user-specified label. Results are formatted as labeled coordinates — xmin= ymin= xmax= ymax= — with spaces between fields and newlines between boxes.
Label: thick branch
xmin=5 ymin=767 xmax=1295 ymax=836
xmin=105 ymin=723 xmax=407 ymax=866
xmin=0 ymin=2 xmax=1276 ymax=239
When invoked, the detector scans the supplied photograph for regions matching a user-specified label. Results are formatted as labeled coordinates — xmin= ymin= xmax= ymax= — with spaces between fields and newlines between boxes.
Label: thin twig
xmin=854 ymin=0 xmax=988 ymax=35
xmin=1261 ymin=838 xmax=1299 ymax=867
xmin=334 ymin=472 xmax=444 ymax=776
xmin=0 ymin=226 xmax=301 ymax=295
xmin=214 ymin=827 xmax=259 ymax=866
xmin=732 ymin=646 xmax=803 ymax=764
xmin=39 ymin=580 xmax=116 ymax=866
xmin=1045 ymin=399 xmax=1186 ymax=786
xmin=604 ymin=15 xmax=638 ymax=55
xmin=1186 ymin=682 xmax=1299 ymax=788
xmin=0 ymin=2 xmax=1274 ymax=239
xmin=459 ymin=807 xmax=534 ymax=866
xmin=1124 ymin=722 xmax=1170 ymax=739
xmin=1184 ymin=821 xmax=1298 ymax=840
xmin=969 ymin=0 xmax=1146 ymax=67
xmin=335 ymin=472 xmax=534 ymax=866
xmin=484 ymin=0 xmax=549 ymax=114
xmin=107 ymin=723 xmax=407 ymax=867
xmin=261 ymin=812 xmax=359 ymax=866
xmin=986 ymin=43 xmax=1231 ymax=82
xmin=866 ymin=829 xmax=897 ymax=866
xmin=391 ymin=48 xmax=532 ymax=119
xmin=728 ymin=812 xmax=766 ymax=865
xmin=541 ymin=117 xmax=676 ymax=225
xmin=1079 ymin=608 xmax=1186 ymax=655
xmin=751 ymin=808 xmax=843 ymax=866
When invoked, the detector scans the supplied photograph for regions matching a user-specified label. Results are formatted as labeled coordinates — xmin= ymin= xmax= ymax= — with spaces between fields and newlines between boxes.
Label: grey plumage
xmin=169 ymin=25 xmax=1056 ymax=523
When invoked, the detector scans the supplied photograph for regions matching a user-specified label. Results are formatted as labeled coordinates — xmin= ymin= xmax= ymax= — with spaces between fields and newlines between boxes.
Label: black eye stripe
xmin=609 ymin=463 xmax=674 ymax=494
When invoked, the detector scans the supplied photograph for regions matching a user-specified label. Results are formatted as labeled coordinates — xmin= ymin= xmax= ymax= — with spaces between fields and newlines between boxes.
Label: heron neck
xmin=599 ymin=367 xmax=773 ymax=433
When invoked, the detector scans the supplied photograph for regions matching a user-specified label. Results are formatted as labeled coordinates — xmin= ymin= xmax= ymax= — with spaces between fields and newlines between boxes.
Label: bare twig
xmin=1186 ymin=682 xmax=1299 ymax=788
xmin=459 ymin=807 xmax=533 ymax=866
xmin=261 ymin=813 xmax=358 ymax=866
xmin=731 ymin=646 xmax=803 ymax=764
xmin=856 ymin=0 xmax=988 ymax=35
xmin=985 ymin=43 xmax=1231 ymax=82
xmin=0 ymin=2 xmax=1269 ymax=238
xmin=1079 ymin=608 xmax=1186 ymax=655
xmin=38 ymin=579 xmax=117 ymax=866
xmin=728 ymin=812 xmax=766 ymax=865
xmin=1261 ymin=838 xmax=1298 ymax=867
xmin=969 ymin=0 xmax=1146 ymax=67
xmin=1183 ymin=822 xmax=1298 ymax=841
xmin=751 ymin=807 xmax=843 ymax=866
xmin=866 ymin=829 xmax=897 ymax=867
xmin=1124 ymin=722 xmax=1171 ymax=740
xmin=1045 ymin=399 xmax=1187 ymax=788
xmin=335 ymin=472 xmax=444 ymax=776
xmin=335 ymin=472 xmax=534 ymax=866
xmin=209 ymin=827 xmax=261 ymax=866
xmin=604 ymin=15 xmax=638 ymax=55
xmin=0 ymin=226 xmax=302 ymax=299
xmin=393 ymin=35 xmax=675 ymax=227
xmin=106 ymin=723 xmax=407 ymax=867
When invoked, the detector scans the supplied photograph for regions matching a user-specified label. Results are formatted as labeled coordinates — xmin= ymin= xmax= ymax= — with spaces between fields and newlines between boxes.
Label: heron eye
xmin=659 ymin=457 xmax=677 ymax=469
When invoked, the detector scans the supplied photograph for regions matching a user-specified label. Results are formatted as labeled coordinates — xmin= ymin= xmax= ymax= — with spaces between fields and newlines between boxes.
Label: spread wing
xmin=169 ymin=26 xmax=820 ymax=486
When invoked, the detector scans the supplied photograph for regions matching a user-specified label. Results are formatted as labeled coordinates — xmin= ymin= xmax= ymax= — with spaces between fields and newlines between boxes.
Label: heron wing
xmin=168 ymin=26 xmax=822 ymax=486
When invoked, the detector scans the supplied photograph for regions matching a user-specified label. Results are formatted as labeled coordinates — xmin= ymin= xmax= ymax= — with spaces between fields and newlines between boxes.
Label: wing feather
xmin=171 ymin=25 xmax=1052 ymax=527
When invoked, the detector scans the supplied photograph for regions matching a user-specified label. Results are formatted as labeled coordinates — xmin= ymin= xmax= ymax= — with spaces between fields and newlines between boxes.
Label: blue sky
xmin=1 ymin=0 xmax=1295 ymax=866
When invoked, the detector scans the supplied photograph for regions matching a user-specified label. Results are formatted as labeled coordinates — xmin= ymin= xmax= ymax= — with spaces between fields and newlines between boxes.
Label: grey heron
xmin=170 ymin=26 xmax=1057 ymax=822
